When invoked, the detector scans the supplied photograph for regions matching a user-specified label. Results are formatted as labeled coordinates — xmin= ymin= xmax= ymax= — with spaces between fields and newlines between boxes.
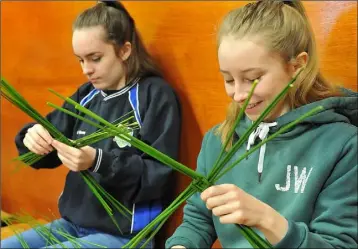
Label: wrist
xmin=258 ymin=204 xmax=288 ymax=245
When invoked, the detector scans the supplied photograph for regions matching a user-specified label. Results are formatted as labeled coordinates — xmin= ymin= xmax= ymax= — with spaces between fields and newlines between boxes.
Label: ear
xmin=290 ymin=51 xmax=308 ymax=75
xmin=118 ymin=41 xmax=132 ymax=61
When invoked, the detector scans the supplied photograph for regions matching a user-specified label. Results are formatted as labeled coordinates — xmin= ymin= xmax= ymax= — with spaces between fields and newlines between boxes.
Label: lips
xmin=246 ymin=101 xmax=263 ymax=109
xmin=90 ymin=78 xmax=100 ymax=82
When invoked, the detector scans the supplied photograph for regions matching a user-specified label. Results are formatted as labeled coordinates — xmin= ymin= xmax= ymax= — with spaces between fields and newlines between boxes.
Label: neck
xmin=265 ymin=102 xmax=291 ymax=122
xmin=108 ymin=76 xmax=127 ymax=90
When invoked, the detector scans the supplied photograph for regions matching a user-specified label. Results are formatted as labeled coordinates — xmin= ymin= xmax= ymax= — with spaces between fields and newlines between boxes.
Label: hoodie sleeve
xmin=165 ymin=132 xmax=218 ymax=249
xmin=14 ymin=87 xmax=82 ymax=169
xmin=275 ymin=134 xmax=358 ymax=248
xmin=90 ymin=80 xmax=182 ymax=203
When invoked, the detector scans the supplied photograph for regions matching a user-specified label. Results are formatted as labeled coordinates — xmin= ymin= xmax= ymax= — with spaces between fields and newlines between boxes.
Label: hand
xmin=51 ymin=140 xmax=96 ymax=172
xmin=23 ymin=124 xmax=54 ymax=155
xmin=201 ymin=184 xmax=288 ymax=245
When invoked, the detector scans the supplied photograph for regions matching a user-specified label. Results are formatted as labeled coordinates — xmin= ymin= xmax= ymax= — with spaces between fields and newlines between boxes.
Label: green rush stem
xmin=55 ymin=229 xmax=108 ymax=248
xmin=13 ymin=213 xmax=63 ymax=248
xmin=123 ymin=186 xmax=196 ymax=248
xmin=2 ymin=218 xmax=30 ymax=248
xmin=139 ymin=218 xmax=167 ymax=249
xmin=82 ymin=171 xmax=132 ymax=218
xmin=80 ymin=173 xmax=124 ymax=234
xmin=208 ymin=79 xmax=259 ymax=179
xmin=1 ymin=80 xmax=69 ymax=142
xmin=81 ymin=173 xmax=113 ymax=214
xmin=215 ymin=106 xmax=323 ymax=181
xmin=81 ymin=175 xmax=124 ymax=235
xmin=208 ymin=69 xmax=304 ymax=182
xmin=0 ymin=94 xmax=66 ymax=142
xmin=237 ymin=225 xmax=260 ymax=249
xmin=238 ymin=225 xmax=272 ymax=248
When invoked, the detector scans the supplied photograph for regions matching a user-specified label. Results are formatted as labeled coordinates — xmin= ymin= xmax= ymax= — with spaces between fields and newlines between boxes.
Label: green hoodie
xmin=166 ymin=89 xmax=357 ymax=248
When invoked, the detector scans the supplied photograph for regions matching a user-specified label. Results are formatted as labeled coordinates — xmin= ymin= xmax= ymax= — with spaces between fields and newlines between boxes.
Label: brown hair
xmin=216 ymin=0 xmax=341 ymax=148
xmin=73 ymin=1 xmax=161 ymax=84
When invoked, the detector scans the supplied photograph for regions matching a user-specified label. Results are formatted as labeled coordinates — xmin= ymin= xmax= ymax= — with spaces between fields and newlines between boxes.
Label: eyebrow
xmin=74 ymin=52 xmax=101 ymax=58
xmin=219 ymin=68 xmax=260 ymax=74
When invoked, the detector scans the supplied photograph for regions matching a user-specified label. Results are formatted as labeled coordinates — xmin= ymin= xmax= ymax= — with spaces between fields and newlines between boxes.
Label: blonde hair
xmin=216 ymin=0 xmax=341 ymax=148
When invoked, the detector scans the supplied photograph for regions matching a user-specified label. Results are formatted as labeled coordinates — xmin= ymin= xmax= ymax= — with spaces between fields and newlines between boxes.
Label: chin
xmin=246 ymin=114 xmax=259 ymax=122
xmin=91 ymin=82 xmax=107 ymax=90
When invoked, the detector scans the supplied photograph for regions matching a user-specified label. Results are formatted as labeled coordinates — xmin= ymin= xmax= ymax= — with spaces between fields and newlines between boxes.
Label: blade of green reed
xmin=215 ymin=105 xmax=323 ymax=181
xmin=1 ymin=78 xmax=68 ymax=142
xmin=208 ymin=79 xmax=259 ymax=180
xmin=2 ymin=218 xmax=30 ymax=248
xmin=80 ymin=172 xmax=125 ymax=234
xmin=13 ymin=211 xmax=67 ymax=248
xmin=40 ymin=210 xmax=107 ymax=248
xmin=122 ymin=185 xmax=197 ymax=248
xmin=208 ymin=68 xmax=304 ymax=182
xmin=82 ymin=171 xmax=131 ymax=219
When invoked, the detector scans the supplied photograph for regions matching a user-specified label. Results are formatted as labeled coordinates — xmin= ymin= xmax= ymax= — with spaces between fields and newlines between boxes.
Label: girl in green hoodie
xmin=166 ymin=0 xmax=357 ymax=248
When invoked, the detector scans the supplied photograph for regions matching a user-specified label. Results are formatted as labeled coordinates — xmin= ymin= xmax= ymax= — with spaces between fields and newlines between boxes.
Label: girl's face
xmin=218 ymin=36 xmax=296 ymax=122
xmin=72 ymin=25 xmax=131 ymax=90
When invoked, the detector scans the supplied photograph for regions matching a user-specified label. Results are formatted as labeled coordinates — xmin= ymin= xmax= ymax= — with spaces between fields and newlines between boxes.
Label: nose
xmin=233 ymin=81 xmax=249 ymax=103
xmin=82 ymin=62 xmax=94 ymax=76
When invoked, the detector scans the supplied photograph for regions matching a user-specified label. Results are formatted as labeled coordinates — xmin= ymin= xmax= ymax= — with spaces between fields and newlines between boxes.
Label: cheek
xmin=256 ymin=74 xmax=287 ymax=100
xmin=104 ymin=60 xmax=123 ymax=77
xmin=224 ymin=83 xmax=234 ymax=98
xmin=112 ymin=60 xmax=125 ymax=75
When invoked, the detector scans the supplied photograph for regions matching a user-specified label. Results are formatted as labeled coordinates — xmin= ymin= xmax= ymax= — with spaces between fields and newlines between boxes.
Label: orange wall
xmin=1 ymin=1 xmax=357 ymax=247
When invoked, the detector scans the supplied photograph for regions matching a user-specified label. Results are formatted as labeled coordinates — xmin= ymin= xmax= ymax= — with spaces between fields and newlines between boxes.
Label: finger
xmin=57 ymin=153 xmax=79 ymax=172
xmin=52 ymin=140 xmax=79 ymax=157
xmin=219 ymin=210 xmax=253 ymax=225
xmin=212 ymin=201 xmax=241 ymax=217
xmin=24 ymin=134 xmax=48 ymax=155
xmin=201 ymin=184 xmax=238 ymax=201
xmin=27 ymin=130 xmax=52 ymax=153
xmin=33 ymin=124 xmax=53 ymax=145
xmin=24 ymin=136 xmax=43 ymax=155
xmin=206 ymin=191 xmax=238 ymax=210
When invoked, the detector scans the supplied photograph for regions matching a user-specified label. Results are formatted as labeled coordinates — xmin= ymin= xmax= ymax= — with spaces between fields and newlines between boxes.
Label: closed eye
xmin=244 ymin=76 xmax=261 ymax=84
xmin=225 ymin=79 xmax=235 ymax=84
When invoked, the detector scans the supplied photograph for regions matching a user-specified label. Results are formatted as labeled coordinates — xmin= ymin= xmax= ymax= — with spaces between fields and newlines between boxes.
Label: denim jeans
xmin=0 ymin=218 xmax=153 ymax=248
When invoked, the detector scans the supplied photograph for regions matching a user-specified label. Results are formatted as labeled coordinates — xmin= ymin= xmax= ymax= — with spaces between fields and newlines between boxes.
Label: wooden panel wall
xmin=1 ymin=1 xmax=357 ymax=247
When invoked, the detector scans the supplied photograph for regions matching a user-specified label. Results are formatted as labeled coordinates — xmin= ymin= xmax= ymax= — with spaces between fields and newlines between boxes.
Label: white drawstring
xmin=246 ymin=122 xmax=277 ymax=182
